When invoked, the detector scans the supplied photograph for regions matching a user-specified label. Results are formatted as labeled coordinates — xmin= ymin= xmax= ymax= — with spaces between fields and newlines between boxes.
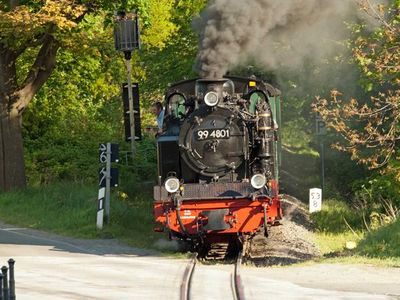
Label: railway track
xmin=180 ymin=251 xmax=245 ymax=300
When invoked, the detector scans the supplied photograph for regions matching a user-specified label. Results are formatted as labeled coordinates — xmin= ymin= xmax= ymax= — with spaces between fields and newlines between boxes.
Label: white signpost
xmin=97 ymin=143 xmax=119 ymax=229
xmin=309 ymin=188 xmax=322 ymax=213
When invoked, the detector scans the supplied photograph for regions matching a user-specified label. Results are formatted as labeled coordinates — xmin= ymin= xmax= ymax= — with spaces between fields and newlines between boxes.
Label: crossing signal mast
xmin=114 ymin=11 xmax=141 ymax=157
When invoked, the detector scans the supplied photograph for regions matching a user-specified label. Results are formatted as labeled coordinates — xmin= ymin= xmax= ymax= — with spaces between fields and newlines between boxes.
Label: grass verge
xmin=357 ymin=218 xmax=400 ymax=258
xmin=311 ymin=199 xmax=400 ymax=267
xmin=0 ymin=182 xmax=169 ymax=251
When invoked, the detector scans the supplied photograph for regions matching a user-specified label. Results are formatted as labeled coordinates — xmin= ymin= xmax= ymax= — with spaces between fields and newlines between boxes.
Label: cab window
xmin=249 ymin=91 xmax=268 ymax=114
xmin=168 ymin=94 xmax=186 ymax=120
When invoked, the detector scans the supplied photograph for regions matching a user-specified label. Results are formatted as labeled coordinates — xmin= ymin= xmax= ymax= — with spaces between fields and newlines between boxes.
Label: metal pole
xmin=125 ymin=58 xmax=136 ymax=158
xmin=105 ymin=142 xmax=111 ymax=224
xmin=1 ymin=266 xmax=8 ymax=300
xmin=8 ymin=259 xmax=15 ymax=300
xmin=321 ymin=138 xmax=325 ymax=192
xmin=0 ymin=271 xmax=3 ymax=300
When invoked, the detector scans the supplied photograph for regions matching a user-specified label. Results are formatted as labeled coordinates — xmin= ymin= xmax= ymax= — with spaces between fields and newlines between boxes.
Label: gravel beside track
xmin=248 ymin=194 xmax=321 ymax=266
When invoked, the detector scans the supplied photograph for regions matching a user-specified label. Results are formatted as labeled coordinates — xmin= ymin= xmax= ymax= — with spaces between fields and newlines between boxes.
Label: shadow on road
xmin=0 ymin=222 xmax=159 ymax=257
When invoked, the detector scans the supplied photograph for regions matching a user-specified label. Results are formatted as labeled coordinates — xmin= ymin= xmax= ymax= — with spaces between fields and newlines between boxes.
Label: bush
xmin=357 ymin=218 xmax=400 ymax=258
xmin=310 ymin=199 xmax=364 ymax=233
xmin=25 ymin=134 xmax=158 ymax=188
xmin=351 ymin=174 xmax=399 ymax=230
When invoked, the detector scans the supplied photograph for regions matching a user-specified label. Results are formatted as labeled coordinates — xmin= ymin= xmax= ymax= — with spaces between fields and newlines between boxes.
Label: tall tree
xmin=0 ymin=0 xmax=177 ymax=191
xmin=314 ymin=1 xmax=400 ymax=177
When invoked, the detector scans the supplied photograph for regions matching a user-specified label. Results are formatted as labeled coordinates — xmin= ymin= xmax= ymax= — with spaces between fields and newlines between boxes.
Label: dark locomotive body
xmin=153 ymin=76 xmax=282 ymax=249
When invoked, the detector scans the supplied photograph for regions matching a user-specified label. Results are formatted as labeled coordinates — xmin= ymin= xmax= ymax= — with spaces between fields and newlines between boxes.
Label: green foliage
xmin=23 ymin=27 xmax=124 ymax=184
xmin=0 ymin=182 xmax=162 ymax=249
xmin=0 ymin=0 xmax=184 ymax=191
xmin=25 ymin=134 xmax=157 ymax=186
xmin=281 ymin=118 xmax=312 ymax=149
xmin=353 ymin=175 xmax=400 ymax=209
xmin=23 ymin=39 xmax=158 ymax=186
xmin=117 ymin=137 xmax=158 ymax=197
xmin=25 ymin=136 xmax=99 ymax=185
xmin=357 ymin=218 xmax=400 ymax=258
xmin=0 ymin=183 xmax=97 ymax=235
xmin=310 ymin=199 xmax=364 ymax=233
xmin=138 ymin=0 xmax=206 ymax=102
xmin=279 ymin=147 xmax=319 ymax=200
xmin=314 ymin=2 xmax=399 ymax=177
xmin=17 ymin=1 xmax=205 ymax=185
xmin=139 ymin=0 xmax=177 ymax=49
xmin=311 ymin=197 xmax=400 ymax=259
xmin=351 ymin=3 xmax=399 ymax=88
xmin=104 ymin=192 xmax=160 ymax=248
xmin=351 ymin=174 xmax=400 ymax=230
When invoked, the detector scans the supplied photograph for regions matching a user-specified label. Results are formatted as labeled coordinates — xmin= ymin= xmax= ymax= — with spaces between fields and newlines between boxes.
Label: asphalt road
xmin=0 ymin=223 xmax=187 ymax=299
xmin=241 ymin=266 xmax=400 ymax=300
xmin=0 ymin=223 xmax=399 ymax=299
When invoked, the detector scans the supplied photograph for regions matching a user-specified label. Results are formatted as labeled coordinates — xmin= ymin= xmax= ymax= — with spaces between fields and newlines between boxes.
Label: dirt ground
xmin=248 ymin=194 xmax=321 ymax=266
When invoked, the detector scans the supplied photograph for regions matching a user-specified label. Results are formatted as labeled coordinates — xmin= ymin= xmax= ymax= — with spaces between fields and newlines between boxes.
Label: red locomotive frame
xmin=154 ymin=180 xmax=282 ymax=245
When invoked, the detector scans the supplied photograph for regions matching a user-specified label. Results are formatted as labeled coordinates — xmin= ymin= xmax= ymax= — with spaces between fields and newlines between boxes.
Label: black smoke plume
xmin=194 ymin=0 xmax=382 ymax=79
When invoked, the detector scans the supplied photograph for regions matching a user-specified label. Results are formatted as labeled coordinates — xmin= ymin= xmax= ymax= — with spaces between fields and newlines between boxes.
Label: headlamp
xmin=204 ymin=91 xmax=219 ymax=107
xmin=164 ymin=177 xmax=180 ymax=193
xmin=250 ymin=174 xmax=266 ymax=189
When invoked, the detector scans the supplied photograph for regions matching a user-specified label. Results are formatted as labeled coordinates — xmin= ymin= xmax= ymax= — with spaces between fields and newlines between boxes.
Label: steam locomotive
xmin=153 ymin=76 xmax=282 ymax=251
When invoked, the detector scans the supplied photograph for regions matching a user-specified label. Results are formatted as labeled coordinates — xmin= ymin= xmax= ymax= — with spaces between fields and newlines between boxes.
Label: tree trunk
xmin=0 ymin=35 xmax=59 ymax=191
xmin=0 ymin=48 xmax=26 ymax=191
xmin=0 ymin=106 xmax=26 ymax=191
xmin=0 ymin=4 xmax=24 ymax=190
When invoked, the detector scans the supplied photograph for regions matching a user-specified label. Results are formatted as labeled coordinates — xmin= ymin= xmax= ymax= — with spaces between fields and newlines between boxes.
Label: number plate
xmin=195 ymin=129 xmax=230 ymax=141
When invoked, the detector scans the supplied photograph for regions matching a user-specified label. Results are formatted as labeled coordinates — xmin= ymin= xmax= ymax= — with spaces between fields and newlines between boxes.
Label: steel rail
xmin=233 ymin=250 xmax=246 ymax=300
xmin=180 ymin=250 xmax=246 ymax=300
xmin=180 ymin=253 xmax=197 ymax=300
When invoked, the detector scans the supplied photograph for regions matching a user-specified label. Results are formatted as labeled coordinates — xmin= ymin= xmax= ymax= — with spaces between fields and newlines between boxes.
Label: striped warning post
xmin=96 ymin=187 xmax=105 ymax=229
